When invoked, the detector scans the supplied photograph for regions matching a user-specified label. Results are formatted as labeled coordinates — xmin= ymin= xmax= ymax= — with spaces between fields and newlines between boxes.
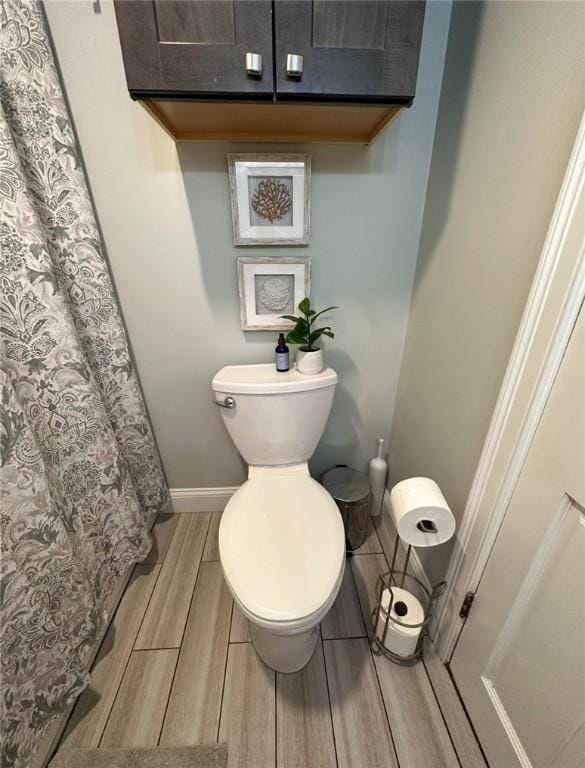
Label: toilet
xmin=211 ymin=363 xmax=345 ymax=673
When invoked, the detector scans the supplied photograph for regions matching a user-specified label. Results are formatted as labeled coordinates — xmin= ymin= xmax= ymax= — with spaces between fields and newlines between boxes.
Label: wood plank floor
xmin=57 ymin=512 xmax=486 ymax=768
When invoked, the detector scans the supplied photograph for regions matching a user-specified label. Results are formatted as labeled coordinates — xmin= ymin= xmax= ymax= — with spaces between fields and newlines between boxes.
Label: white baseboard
xmin=170 ymin=487 xmax=238 ymax=513
xmin=382 ymin=489 xmax=432 ymax=593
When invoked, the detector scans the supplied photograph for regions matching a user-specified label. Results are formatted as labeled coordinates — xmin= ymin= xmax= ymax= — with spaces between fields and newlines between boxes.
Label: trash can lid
xmin=322 ymin=466 xmax=370 ymax=504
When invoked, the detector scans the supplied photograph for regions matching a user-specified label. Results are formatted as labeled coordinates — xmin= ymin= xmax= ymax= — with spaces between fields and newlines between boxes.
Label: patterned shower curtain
xmin=0 ymin=1 xmax=169 ymax=765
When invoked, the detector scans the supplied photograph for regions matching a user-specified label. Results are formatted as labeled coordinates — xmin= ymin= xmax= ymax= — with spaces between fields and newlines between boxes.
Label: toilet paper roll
xmin=390 ymin=477 xmax=456 ymax=547
xmin=375 ymin=586 xmax=424 ymax=658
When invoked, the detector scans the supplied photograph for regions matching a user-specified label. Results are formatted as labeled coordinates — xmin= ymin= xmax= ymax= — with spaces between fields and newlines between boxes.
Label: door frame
xmin=435 ymin=110 xmax=585 ymax=663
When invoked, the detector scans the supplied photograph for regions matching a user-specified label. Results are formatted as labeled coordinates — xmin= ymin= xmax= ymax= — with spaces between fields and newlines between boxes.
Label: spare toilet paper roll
xmin=375 ymin=586 xmax=424 ymax=658
xmin=390 ymin=477 xmax=456 ymax=547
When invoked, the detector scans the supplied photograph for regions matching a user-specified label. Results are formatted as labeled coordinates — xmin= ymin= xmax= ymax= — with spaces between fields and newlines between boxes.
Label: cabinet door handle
xmin=286 ymin=53 xmax=304 ymax=78
xmin=245 ymin=52 xmax=263 ymax=77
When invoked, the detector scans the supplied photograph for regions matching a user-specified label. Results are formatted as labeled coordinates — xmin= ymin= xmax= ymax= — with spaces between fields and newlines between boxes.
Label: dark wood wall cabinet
xmin=114 ymin=0 xmax=425 ymax=143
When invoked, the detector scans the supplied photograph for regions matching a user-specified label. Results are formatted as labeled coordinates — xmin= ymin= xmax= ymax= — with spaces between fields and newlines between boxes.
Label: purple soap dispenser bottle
xmin=275 ymin=333 xmax=290 ymax=372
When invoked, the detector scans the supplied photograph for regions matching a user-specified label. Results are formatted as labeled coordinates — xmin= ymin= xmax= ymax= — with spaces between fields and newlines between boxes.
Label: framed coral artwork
xmin=237 ymin=257 xmax=311 ymax=331
xmin=228 ymin=153 xmax=311 ymax=245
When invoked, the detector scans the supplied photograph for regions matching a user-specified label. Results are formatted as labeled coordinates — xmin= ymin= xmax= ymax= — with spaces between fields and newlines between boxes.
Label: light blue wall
xmin=47 ymin=0 xmax=452 ymax=488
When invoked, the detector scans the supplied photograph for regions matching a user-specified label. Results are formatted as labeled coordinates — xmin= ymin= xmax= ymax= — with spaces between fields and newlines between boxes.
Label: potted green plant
xmin=281 ymin=298 xmax=337 ymax=375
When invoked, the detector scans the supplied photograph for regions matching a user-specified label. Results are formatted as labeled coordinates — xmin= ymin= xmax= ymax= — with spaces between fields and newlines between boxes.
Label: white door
xmin=450 ymin=305 xmax=585 ymax=768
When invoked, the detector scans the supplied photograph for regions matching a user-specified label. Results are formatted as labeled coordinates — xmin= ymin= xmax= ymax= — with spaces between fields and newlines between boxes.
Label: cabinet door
xmin=274 ymin=1 xmax=425 ymax=103
xmin=114 ymin=1 xmax=273 ymax=98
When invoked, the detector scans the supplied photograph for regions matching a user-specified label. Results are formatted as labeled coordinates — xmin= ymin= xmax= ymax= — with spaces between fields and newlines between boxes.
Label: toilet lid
xmin=219 ymin=475 xmax=346 ymax=623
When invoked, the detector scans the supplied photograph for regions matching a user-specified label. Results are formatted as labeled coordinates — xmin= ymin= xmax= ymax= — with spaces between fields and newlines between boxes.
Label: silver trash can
xmin=322 ymin=466 xmax=371 ymax=551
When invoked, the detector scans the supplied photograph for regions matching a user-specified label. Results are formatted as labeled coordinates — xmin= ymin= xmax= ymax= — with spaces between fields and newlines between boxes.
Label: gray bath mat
xmin=50 ymin=744 xmax=228 ymax=768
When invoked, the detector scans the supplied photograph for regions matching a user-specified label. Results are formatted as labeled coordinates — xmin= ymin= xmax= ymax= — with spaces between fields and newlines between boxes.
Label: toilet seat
xmin=219 ymin=470 xmax=346 ymax=632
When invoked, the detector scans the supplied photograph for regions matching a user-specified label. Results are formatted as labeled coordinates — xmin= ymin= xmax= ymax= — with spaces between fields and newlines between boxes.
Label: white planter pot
xmin=296 ymin=347 xmax=324 ymax=375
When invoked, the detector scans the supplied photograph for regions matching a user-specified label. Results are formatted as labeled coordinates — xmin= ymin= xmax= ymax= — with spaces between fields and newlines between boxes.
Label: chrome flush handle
xmin=286 ymin=53 xmax=304 ymax=78
xmin=245 ymin=52 xmax=263 ymax=77
xmin=214 ymin=396 xmax=236 ymax=409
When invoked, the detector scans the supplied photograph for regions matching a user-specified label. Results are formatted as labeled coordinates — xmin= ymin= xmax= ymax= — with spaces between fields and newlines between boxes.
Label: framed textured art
xmin=228 ymin=153 xmax=311 ymax=245
xmin=237 ymin=257 xmax=311 ymax=331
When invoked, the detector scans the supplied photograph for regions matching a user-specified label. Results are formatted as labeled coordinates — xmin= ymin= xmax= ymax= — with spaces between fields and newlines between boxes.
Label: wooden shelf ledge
xmin=140 ymin=100 xmax=403 ymax=144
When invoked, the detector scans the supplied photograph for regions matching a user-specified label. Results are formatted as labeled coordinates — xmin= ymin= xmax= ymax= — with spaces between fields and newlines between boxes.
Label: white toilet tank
xmin=212 ymin=364 xmax=337 ymax=466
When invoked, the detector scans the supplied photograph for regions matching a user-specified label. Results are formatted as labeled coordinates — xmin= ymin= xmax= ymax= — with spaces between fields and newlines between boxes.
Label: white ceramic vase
xmin=296 ymin=347 xmax=323 ymax=375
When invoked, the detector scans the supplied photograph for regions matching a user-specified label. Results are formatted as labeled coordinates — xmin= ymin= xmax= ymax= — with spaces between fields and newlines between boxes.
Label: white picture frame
xmin=237 ymin=257 xmax=311 ymax=331
xmin=228 ymin=153 xmax=311 ymax=245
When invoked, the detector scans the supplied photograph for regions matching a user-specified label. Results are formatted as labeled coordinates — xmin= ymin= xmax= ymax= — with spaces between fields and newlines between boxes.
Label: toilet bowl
xmin=212 ymin=364 xmax=345 ymax=673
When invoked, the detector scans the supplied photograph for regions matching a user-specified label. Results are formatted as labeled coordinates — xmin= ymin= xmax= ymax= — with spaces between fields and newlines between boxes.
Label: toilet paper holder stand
xmin=369 ymin=530 xmax=447 ymax=665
